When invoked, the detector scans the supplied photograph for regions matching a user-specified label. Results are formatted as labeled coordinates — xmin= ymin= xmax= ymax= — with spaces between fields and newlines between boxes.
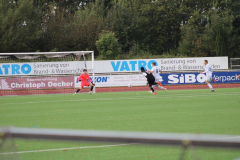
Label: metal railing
xmin=230 ymin=58 xmax=240 ymax=70
xmin=1 ymin=127 xmax=240 ymax=149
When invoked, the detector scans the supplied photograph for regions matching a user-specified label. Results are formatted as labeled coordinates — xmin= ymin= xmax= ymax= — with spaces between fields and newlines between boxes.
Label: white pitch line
xmin=1 ymin=92 xmax=239 ymax=106
xmin=0 ymin=90 xmax=239 ymax=100
xmin=0 ymin=143 xmax=135 ymax=155
xmin=1 ymin=135 xmax=240 ymax=155
xmin=217 ymin=136 xmax=240 ymax=139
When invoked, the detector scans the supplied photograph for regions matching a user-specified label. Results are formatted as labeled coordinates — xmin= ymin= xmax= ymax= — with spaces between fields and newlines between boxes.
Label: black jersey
xmin=142 ymin=71 xmax=156 ymax=85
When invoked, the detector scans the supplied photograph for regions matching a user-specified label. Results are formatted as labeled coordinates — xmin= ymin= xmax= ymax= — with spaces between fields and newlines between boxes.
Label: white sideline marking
xmin=1 ymin=92 xmax=239 ymax=106
xmin=1 ymin=135 xmax=240 ymax=155
xmin=0 ymin=143 xmax=134 ymax=155
xmin=218 ymin=136 xmax=240 ymax=139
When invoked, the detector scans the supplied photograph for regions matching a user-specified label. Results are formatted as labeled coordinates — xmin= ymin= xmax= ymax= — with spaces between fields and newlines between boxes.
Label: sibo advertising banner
xmin=0 ymin=57 xmax=228 ymax=76
xmin=0 ymin=77 xmax=74 ymax=90
xmin=74 ymin=71 xmax=240 ymax=88
xmin=160 ymin=71 xmax=240 ymax=85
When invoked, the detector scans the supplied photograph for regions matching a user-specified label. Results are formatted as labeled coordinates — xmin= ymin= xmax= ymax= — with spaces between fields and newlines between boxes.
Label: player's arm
xmin=142 ymin=72 xmax=148 ymax=85
xmin=200 ymin=69 xmax=207 ymax=74
xmin=200 ymin=65 xmax=210 ymax=74
xmin=209 ymin=65 xmax=213 ymax=73
xmin=159 ymin=69 xmax=162 ymax=74
xmin=237 ymin=75 xmax=240 ymax=79
xmin=78 ymin=74 xmax=82 ymax=81
xmin=87 ymin=75 xmax=92 ymax=83
xmin=87 ymin=75 xmax=95 ymax=85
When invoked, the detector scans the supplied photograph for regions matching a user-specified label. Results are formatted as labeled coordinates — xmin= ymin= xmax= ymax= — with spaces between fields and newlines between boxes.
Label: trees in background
xmin=96 ymin=30 xmax=121 ymax=59
xmin=179 ymin=1 xmax=237 ymax=57
xmin=0 ymin=0 xmax=41 ymax=52
xmin=0 ymin=0 xmax=240 ymax=58
xmin=179 ymin=9 xmax=234 ymax=57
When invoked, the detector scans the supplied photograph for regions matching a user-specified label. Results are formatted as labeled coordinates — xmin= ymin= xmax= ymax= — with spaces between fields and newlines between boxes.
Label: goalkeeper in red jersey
xmin=73 ymin=69 xmax=95 ymax=95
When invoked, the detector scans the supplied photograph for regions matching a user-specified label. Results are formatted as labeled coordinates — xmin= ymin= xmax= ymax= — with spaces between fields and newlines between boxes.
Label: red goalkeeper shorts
xmin=81 ymin=81 xmax=90 ymax=87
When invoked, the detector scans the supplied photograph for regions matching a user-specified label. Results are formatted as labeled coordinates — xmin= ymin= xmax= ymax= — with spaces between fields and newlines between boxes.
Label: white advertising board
xmin=95 ymin=57 xmax=228 ymax=73
xmin=0 ymin=57 xmax=228 ymax=76
xmin=74 ymin=75 xmax=147 ymax=88
xmin=0 ymin=61 xmax=90 ymax=76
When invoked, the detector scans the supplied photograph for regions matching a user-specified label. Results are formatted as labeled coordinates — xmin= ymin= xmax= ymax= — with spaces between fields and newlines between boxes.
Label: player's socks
xmin=90 ymin=86 xmax=94 ymax=91
xmin=158 ymin=86 xmax=165 ymax=90
xmin=150 ymin=87 xmax=155 ymax=93
xmin=213 ymin=77 xmax=216 ymax=83
xmin=207 ymin=83 xmax=212 ymax=89
xmin=164 ymin=88 xmax=167 ymax=93
xmin=157 ymin=82 xmax=162 ymax=86
xmin=74 ymin=89 xmax=80 ymax=96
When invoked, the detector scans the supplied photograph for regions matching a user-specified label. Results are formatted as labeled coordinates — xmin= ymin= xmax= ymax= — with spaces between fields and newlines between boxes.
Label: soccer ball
xmin=128 ymin=84 xmax=132 ymax=88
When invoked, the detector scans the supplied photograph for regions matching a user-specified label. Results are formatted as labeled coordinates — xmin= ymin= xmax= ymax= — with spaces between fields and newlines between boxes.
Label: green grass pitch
xmin=0 ymin=88 xmax=240 ymax=160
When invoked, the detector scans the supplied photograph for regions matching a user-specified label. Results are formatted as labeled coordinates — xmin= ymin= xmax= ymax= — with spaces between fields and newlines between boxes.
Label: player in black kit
xmin=141 ymin=67 xmax=158 ymax=95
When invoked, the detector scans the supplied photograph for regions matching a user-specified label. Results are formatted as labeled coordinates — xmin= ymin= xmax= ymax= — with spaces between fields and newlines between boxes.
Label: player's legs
xmin=206 ymin=81 xmax=214 ymax=92
xmin=74 ymin=81 xmax=94 ymax=95
xmin=73 ymin=85 xmax=83 ymax=95
xmin=206 ymin=76 xmax=214 ymax=92
xmin=149 ymin=85 xmax=155 ymax=93
xmin=155 ymin=79 xmax=167 ymax=93
xmin=77 ymin=85 xmax=83 ymax=92
xmin=212 ymin=77 xmax=216 ymax=83
xmin=148 ymin=79 xmax=157 ymax=94
xmin=89 ymin=83 xmax=95 ymax=94
xmin=157 ymin=82 xmax=165 ymax=89
xmin=155 ymin=79 xmax=163 ymax=89
xmin=149 ymin=84 xmax=157 ymax=94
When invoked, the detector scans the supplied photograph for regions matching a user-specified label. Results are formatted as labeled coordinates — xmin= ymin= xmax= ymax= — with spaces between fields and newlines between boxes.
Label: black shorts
xmin=148 ymin=79 xmax=157 ymax=86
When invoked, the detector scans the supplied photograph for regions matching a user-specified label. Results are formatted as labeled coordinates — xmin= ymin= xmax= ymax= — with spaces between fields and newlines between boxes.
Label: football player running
xmin=149 ymin=62 xmax=167 ymax=93
xmin=141 ymin=67 xmax=158 ymax=95
xmin=200 ymin=60 xmax=215 ymax=92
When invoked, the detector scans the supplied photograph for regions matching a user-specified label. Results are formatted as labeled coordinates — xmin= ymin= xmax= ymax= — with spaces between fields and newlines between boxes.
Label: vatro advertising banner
xmin=0 ymin=61 xmax=91 ymax=76
xmin=0 ymin=77 xmax=74 ymax=90
xmin=0 ymin=57 xmax=228 ymax=76
xmin=102 ymin=57 xmax=228 ymax=73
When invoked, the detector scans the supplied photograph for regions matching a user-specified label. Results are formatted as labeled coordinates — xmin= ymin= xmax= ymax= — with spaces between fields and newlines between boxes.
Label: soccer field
xmin=0 ymin=88 xmax=240 ymax=160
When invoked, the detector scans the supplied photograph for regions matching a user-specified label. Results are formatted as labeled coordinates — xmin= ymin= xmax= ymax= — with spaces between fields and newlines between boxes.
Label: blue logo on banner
xmin=76 ymin=76 xmax=109 ymax=83
xmin=111 ymin=60 xmax=158 ymax=72
xmin=0 ymin=64 xmax=31 ymax=75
